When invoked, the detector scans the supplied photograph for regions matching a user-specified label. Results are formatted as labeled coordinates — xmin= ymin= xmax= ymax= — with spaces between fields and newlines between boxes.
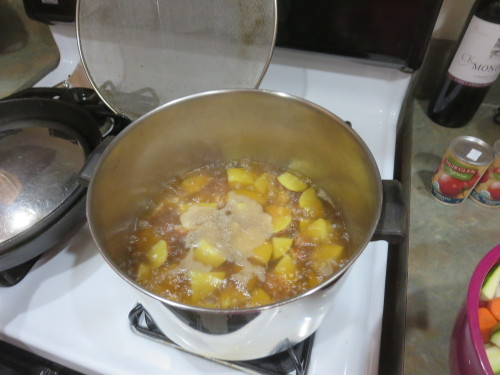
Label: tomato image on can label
xmin=470 ymin=159 xmax=500 ymax=207
xmin=437 ymin=173 xmax=465 ymax=197
xmin=429 ymin=136 xmax=494 ymax=205
xmin=430 ymin=155 xmax=483 ymax=204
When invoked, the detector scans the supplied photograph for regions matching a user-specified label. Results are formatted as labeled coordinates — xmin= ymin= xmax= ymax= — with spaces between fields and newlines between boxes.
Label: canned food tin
xmin=429 ymin=136 xmax=494 ymax=205
xmin=470 ymin=139 xmax=500 ymax=207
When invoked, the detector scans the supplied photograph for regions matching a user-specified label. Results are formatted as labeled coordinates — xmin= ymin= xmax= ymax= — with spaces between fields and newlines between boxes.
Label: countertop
xmin=404 ymin=91 xmax=500 ymax=373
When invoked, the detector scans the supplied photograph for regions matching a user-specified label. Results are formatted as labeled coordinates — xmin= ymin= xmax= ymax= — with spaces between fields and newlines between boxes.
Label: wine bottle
xmin=427 ymin=0 xmax=500 ymax=128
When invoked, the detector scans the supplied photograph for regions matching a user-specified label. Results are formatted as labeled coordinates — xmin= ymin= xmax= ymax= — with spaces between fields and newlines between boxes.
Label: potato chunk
xmin=265 ymin=205 xmax=292 ymax=233
xmin=250 ymin=288 xmax=272 ymax=306
xmin=312 ymin=244 xmax=344 ymax=275
xmin=219 ymin=285 xmax=249 ymax=308
xmin=272 ymin=237 xmax=293 ymax=259
xmin=190 ymin=271 xmax=225 ymax=302
xmin=299 ymin=187 xmax=324 ymax=217
xmin=193 ymin=240 xmax=226 ymax=267
xmin=314 ymin=244 xmax=344 ymax=262
xmin=251 ymin=241 xmax=273 ymax=265
xmin=277 ymin=172 xmax=308 ymax=192
xmin=299 ymin=219 xmax=311 ymax=232
xmin=254 ymin=173 xmax=271 ymax=195
xmin=136 ymin=263 xmax=152 ymax=282
xmin=147 ymin=240 xmax=168 ymax=268
xmin=227 ymin=168 xmax=255 ymax=187
xmin=181 ymin=174 xmax=211 ymax=194
xmin=274 ymin=254 xmax=296 ymax=277
xmin=302 ymin=218 xmax=332 ymax=243
xmin=272 ymin=215 xmax=292 ymax=233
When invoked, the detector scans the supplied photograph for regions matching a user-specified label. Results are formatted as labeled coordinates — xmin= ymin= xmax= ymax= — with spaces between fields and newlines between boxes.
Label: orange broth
xmin=126 ymin=160 xmax=351 ymax=309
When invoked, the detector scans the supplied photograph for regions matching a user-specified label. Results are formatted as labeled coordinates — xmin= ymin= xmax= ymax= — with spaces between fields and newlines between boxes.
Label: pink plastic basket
xmin=450 ymin=244 xmax=500 ymax=375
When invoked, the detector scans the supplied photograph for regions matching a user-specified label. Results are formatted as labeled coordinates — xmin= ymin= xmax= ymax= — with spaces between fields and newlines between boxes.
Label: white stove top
xmin=0 ymin=25 xmax=411 ymax=375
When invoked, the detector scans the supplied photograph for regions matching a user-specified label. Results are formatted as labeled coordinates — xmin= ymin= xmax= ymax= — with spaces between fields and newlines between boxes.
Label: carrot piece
xmin=488 ymin=297 xmax=500 ymax=321
xmin=479 ymin=307 xmax=498 ymax=343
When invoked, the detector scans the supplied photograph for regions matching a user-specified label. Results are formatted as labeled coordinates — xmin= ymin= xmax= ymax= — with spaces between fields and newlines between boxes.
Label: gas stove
xmin=0 ymin=20 xmax=414 ymax=375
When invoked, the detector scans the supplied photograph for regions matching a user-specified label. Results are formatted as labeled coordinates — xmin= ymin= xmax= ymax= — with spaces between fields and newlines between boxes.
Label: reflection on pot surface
xmin=0 ymin=125 xmax=86 ymax=246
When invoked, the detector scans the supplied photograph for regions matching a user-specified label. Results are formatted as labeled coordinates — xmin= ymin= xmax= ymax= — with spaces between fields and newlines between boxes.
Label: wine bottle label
xmin=448 ymin=16 xmax=500 ymax=87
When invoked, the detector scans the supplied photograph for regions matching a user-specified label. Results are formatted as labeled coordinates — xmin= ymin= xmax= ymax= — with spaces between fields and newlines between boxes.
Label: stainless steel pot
xmin=86 ymin=89 xmax=401 ymax=360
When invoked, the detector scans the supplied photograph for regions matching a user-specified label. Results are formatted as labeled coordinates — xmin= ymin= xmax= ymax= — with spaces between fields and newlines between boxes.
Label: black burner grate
xmin=128 ymin=304 xmax=314 ymax=375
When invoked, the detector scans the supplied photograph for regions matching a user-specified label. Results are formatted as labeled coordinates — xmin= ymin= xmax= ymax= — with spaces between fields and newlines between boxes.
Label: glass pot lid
xmin=0 ymin=121 xmax=87 ymax=247
xmin=76 ymin=0 xmax=277 ymax=120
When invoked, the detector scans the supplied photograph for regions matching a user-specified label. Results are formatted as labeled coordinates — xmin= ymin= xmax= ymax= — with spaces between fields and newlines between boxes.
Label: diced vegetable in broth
xmin=251 ymin=242 xmax=273 ymax=265
xmin=278 ymin=171 xmax=308 ymax=192
xmin=190 ymin=271 xmax=225 ymax=303
xmin=126 ymin=160 xmax=351 ymax=309
xmin=147 ymin=240 xmax=168 ymax=268
xmin=272 ymin=237 xmax=293 ymax=260
xmin=193 ymin=240 xmax=226 ymax=267
xmin=250 ymin=288 xmax=273 ymax=306
xmin=254 ymin=173 xmax=271 ymax=195
xmin=299 ymin=187 xmax=324 ymax=218
xmin=227 ymin=168 xmax=255 ymax=187
xmin=274 ymin=254 xmax=296 ymax=277
xmin=302 ymin=218 xmax=333 ymax=243
xmin=266 ymin=205 xmax=292 ymax=233
xmin=181 ymin=174 xmax=211 ymax=194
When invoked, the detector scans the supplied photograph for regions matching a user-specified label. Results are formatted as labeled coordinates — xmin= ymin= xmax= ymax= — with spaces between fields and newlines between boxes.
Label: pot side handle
xmin=78 ymin=136 xmax=115 ymax=187
xmin=372 ymin=179 xmax=407 ymax=244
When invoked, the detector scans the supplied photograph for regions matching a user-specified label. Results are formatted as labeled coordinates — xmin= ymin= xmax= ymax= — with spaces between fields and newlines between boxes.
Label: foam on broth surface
xmin=126 ymin=160 xmax=351 ymax=309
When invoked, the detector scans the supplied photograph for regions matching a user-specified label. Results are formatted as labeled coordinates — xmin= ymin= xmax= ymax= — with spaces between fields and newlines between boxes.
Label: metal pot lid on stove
xmin=0 ymin=122 xmax=85 ymax=246
xmin=76 ymin=0 xmax=277 ymax=120
xmin=0 ymin=96 xmax=103 ymax=280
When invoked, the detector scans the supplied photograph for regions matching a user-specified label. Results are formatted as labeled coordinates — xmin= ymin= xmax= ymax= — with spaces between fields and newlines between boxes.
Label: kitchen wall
xmin=432 ymin=0 xmax=475 ymax=40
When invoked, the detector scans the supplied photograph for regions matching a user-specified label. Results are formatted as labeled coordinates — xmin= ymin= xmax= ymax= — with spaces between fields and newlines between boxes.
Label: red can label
xmin=429 ymin=152 xmax=486 ymax=205
xmin=470 ymin=158 xmax=500 ymax=207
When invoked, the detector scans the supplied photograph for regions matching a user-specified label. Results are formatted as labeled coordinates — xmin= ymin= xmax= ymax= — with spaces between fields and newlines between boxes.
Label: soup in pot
xmin=126 ymin=160 xmax=351 ymax=309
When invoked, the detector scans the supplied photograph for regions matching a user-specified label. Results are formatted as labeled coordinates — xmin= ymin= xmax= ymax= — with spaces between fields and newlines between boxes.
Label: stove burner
xmin=128 ymin=304 xmax=314 ymax=375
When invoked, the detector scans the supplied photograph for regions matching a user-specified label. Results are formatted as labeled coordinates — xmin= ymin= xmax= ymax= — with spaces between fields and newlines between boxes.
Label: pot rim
xmin=87 ymin=88 xmax=384 ymax=314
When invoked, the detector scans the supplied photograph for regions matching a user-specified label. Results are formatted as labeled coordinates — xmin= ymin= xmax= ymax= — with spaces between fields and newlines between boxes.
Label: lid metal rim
xmin=74 ymin=0 xmax=278 ymax=120
xmin=450 ymin=135 xmax=495 ymax=166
